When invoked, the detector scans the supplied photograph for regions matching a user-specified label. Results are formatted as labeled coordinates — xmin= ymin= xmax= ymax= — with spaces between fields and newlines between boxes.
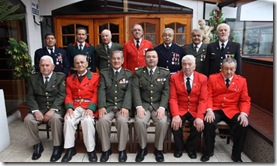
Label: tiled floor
xmin=0 ymin=113 xmax=252 ymax=163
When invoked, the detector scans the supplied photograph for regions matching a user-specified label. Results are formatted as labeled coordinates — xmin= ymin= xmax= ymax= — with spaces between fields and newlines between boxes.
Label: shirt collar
xmin=194 ymin=42 xmax=202 ymax=48
xmin=47 ymin=46 xmax=55 ymax=52
xmin=134 ymin=38 xmax=142 ymax=44
xmin=184 ymin=72 xmax=194 ymax=81
xmin=222 ymin=73 xmax=233 ymax=82
xmin=219 ymin=40 xmax=228 ymax=47
xmin=164 ymin=43 xmax=172 ymax=48
xmin=43 ymin=72 xmax=53 ymax=80
xmin=147 ymin=66 xmax=157 ymax=73
xmin=113 ymin=67 xmax=122 ymax=73
xmin=78 ymin=69 xmax=88 ymax=77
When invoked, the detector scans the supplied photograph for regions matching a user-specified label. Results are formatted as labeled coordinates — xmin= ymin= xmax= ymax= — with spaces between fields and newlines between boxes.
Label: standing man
xmin=201 ymin=58 xmax=251 ymax=162
xmin=123 ymin=24 xmax=153 ymax=72
xmin=155 ymin=28 xmax=185 ymax=74
xmin=132 ymin=49 xmax=170 ymax=162
xmin=67 ymin=27 xmax=97 ymax=73
xmin=62 ymin=54 xmax=100 ymax=162
xmin=95 ymin=29 xmax=123 ymax=71
xmin=96 ymin=50 xmax=133 ymax=162
xmin=183 ymin=29 xmax=207 ymax=74
xmin=204 ymin=23 xmax=242 ymax=76
xmin=24 ymin=55 xmax=66 ymax=162
xmin=34 ymin=32 xmax=70 ymax=75
xmin=169 ymin=55 xmax=207 ymax=159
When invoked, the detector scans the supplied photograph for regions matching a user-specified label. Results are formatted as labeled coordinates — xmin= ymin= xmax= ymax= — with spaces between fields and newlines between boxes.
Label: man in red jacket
xmin=61 ymin=54 xmax=100 ymax=162
xmin=169 ymin=54 xmax=207 ymax=159
xmin=123 ymin=24 xmax=153 ymax=72
xmin=201 ymin=58 xmax=251 ymax=162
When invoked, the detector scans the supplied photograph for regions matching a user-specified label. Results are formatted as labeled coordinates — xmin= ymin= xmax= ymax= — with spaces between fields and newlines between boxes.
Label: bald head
xmin=101 ymin=29 xmax=112 ymax=44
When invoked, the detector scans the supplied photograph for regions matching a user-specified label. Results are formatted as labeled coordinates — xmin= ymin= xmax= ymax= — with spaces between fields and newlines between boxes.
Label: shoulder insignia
xmin=159 ymin=67 xmax=169 ymax=71
xmin=135 ymin=67 xmax=143 ymax=71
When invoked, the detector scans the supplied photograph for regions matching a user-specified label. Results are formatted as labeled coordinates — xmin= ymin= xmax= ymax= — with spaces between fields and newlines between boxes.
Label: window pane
xmin=99 ymin=24 xmax=108 ymax=33
xmin=145 ymin=34 xmax=156 ymax=46
xmin=110 ymin=24 xmax=119 ymax=33
xmin=62 ymin=24 xmax=74 ymax=34
xmin=145 ymin=22 xmax=155 ymax=33
xmin=175 ymin=34 xmax=185 ymax=46
xmin=176 ymin=23 xmax=185 ymax=33
xmin=62 ymin=36 xmax=75 ymax=46
xmin=112 ymin=35 xmax=119 ymax=43
xmin=165 ymin=23 xmax=174 ymax=30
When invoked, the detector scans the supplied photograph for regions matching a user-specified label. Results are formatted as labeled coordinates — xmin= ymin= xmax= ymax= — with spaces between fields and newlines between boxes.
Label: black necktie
xmin=150 ymin=69 xmax=153 ymax=78
xmin=105 ymin=44 xmax=109 ymax=54
xmin=49 ymin=48 xmax=54 ymax=55
xmin=114 ymin=70 xmax=118 ymax=79
xmin=186 ymin=77 xmax=191 ymax=94
xmin=194 ymin=45 xmax=198 ymax=52
xmin=136 ymin=40 xmax=140 ymax=49
xmin=226 ymin=78 xmax=230 ymax=88
xmin=221 ymin=43 xmax=225 ymax=52
xmin=44 ymin=77 xmax=49 ymax=88
xmin=166 ymin=45 xmax=169 ymax=50
xmin=79 ymin=44 xmax=83 ymax=51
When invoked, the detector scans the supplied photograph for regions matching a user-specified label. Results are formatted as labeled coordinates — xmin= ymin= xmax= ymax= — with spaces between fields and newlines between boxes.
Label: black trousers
xmin=172 ymin=112 xmax=201 ymax=152
xmin=203 ymin=110 xmax=248 ymax=160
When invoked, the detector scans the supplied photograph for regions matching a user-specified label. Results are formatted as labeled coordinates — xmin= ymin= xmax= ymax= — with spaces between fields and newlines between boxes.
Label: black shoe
xmin=187 ymin=151 xmax=197 ymax=159
xmin=174 ymin=149 xmax=183 ymax=158
xmin=100 ymin=149 xmax=112 ymax=162
xmin=118 ymin=150 xmax=127 ymax=162
xmin=135 ymin=148 xmax=148 ymax=162
xmin=88 ymin=151 xmax=98 ymax=162
xmin=231 ymin=156 xmax=243 ymax=162
xmin=50 ymin=146 xmax=63 ymax=162
xmin=200 ymin=155 xmax=210 ymax=162
xmin=32 ymin=143 xmax=44 ymax=160
xmin=61 ymin=147 xmax=76 ymax=162
xmin=153 ymin=148 xmax=164 ymax=162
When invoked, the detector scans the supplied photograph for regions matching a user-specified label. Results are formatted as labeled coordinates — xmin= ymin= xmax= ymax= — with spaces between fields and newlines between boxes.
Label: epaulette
xmin=124 ymin=68 xmax=132 ymax=73
xmin=56 ymin=72 xmax=64 ymax=75
xmin=159 ymin=67 xmax=169 ymax=71
xmin=135 ymin=67 xmax=143 ymax=71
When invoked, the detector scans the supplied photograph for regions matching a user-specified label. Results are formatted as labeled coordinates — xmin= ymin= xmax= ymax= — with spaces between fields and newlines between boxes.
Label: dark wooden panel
xmin=0 ymin=80 xmax=26 ymax=100
xmin=242 ymin=59 xmax=273 ymax=114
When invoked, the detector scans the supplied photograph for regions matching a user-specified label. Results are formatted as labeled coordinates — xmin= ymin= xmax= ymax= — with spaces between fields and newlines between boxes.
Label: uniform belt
xmin=74 ymin=98 xmax=91 ymax=103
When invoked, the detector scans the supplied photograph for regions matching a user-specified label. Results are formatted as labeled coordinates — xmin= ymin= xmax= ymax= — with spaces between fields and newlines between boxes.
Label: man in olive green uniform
xmin=95 ymin=29 xmax=123 ymax=71
xmin=132 ymin=48 xmax=170 ymax=162
xmin=96 ymin=50 xmax=132 ymax=162
xmin=183 ymin=29 xmax=207 ymax=74
xmin=24 ymin=55 xmax=66 ymax=162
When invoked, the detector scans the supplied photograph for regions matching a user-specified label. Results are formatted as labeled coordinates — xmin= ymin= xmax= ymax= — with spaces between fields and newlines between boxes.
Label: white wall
xmin=240 ymin=1 xmax=273 ymax=21
xmin=39 ymin=0 xmax=83 ymax=16
xmin=21 ymin=0 xmax=42 ymax=65
xmin=165 ymin=0 xmax=204 ymax=30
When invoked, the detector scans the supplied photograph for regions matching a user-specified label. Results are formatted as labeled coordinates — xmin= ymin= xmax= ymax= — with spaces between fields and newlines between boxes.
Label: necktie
xmin=105 ymin=44 xmax=109 ymax=54
xmin=79 ymin=44 xmax=83 ymax=51
xmin=49 ymin=48 xmax=54 ymax=55
xmin=44 ymin=77 xmax=49 ymax=88
xmin=136 ymin=40 xmax=140 ymax=49
xmin=114 ymin=70 xmax=118 ymax=79
xmin=150 ymin=69 xmax=153 ymax=78
xmin=194 ymin=45 xmax=198 ymax=52
xmin=166 ymin=45 xmax=169 ymax=50
xmin=221 ymin=43 xmax=225 ymax=52
xmin=226 ymin=78 xmax=230 ymax=88
xmin=186 ymin=77 xmax=191 ymax=94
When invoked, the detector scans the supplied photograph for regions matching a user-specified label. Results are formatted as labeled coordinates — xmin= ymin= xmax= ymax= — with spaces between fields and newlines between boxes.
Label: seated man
xmin=62 ymin=54 xmax=100 ymax=162
xmin=201 ymin=58 xmax=251 ymax=162
xmin=96 ymin=50 xmax=132 ymax=162
xmin=169 ymin=55 xmax=207 ymax=159
xmin=132 ymin=49 xmax=170 ymax=162
xmin=24 ymin=55 xmax=66 ymax=162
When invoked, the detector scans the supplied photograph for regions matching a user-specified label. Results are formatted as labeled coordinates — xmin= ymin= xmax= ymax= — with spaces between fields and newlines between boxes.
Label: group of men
xmin=24 ymin=22 xmax=250 ymax=163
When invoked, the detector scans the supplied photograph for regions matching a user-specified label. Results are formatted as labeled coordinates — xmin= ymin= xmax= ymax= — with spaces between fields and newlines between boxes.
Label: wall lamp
xmin=33 ymin=15 xmax=43 ymax=26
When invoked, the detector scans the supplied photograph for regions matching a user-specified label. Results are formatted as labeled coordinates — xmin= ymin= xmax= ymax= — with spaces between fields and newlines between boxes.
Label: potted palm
xmin=5 ymin=38 xmax=34 ymax=120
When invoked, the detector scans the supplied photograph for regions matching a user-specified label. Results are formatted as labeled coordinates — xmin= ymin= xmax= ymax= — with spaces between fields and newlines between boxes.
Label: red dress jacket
xmin=65 ymin=71 xmax=100 ymax=118
xmin=123 ymin=39 xmax=153 ymax=72
xmin=169 ymin=71 xmax=208 ymax=119
xmin=207 ymin=73 xmax=251 ymax=119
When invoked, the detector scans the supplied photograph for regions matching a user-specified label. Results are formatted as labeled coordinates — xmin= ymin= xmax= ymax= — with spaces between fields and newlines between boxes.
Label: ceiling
xmin=201 ymin=0 xmax=256 ymax=8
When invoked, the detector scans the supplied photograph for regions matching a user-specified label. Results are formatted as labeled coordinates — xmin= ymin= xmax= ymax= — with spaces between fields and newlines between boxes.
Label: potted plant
xmin=5 ymin=38 xmax=34 ymax=120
